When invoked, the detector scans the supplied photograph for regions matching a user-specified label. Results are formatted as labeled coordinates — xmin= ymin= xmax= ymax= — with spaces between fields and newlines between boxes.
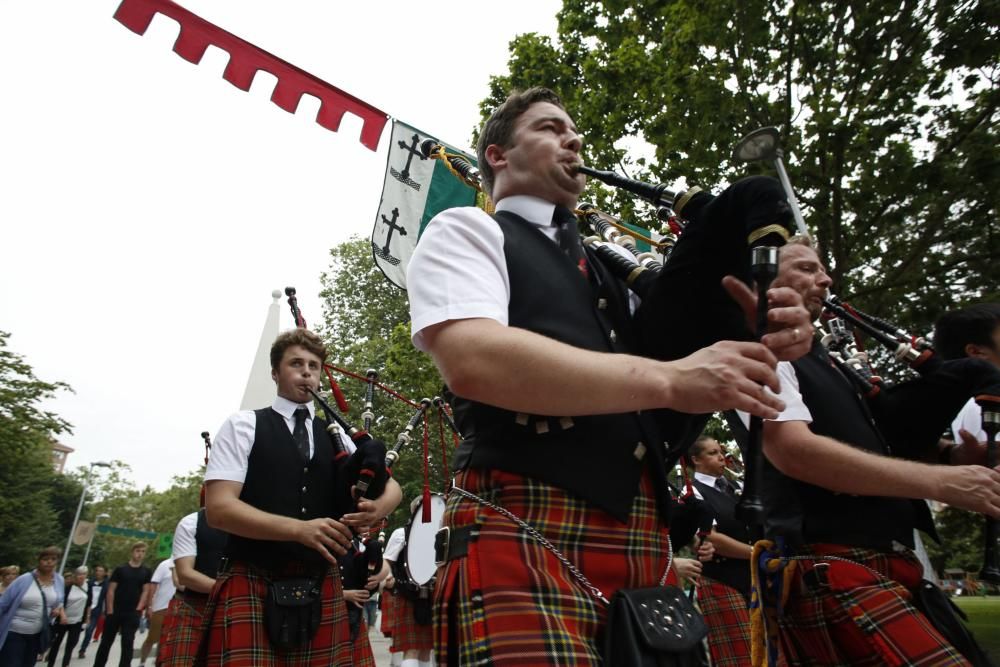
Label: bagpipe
xmin=817 ymin=295 xmax=1000 ymax=583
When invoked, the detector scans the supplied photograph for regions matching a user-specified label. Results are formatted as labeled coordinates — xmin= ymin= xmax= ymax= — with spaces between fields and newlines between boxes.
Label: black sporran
xmin=263 ymin=576 xmax=323 ymax=650
xmin=604 ymin=585 xmax=708 ymax=667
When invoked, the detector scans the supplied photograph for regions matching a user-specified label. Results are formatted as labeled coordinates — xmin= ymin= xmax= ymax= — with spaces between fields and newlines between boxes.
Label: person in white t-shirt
xmin=45 ymin=566 xmax=90 ymax=667
xmin=138 ymin=558 xmax=175 ymax=667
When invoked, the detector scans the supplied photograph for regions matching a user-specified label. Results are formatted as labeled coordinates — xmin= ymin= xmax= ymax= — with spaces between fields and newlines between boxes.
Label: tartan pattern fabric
xmin=434 ymin=468 xmax=669 ymax=666
xmin=349 ymin=619 xmax=376 ymax=667
xmin=776 ymin=544 xmax=970 ymax=666
xmin=196 ymin=561 xmax=353 ymax=666
xmin=157 ymin=593 xmax=208 ymax=667
xmin=698 ymin=576 xmax=752 ymax=667
xmin=379 ymin=587 xmax=398 ymax=641
xmin=391 ymin=594 xmax=434 ymax=652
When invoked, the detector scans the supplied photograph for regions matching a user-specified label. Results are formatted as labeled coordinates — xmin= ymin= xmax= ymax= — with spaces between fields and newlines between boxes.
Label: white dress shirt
xmin=206 ymin=395 xmax=355 ymax=484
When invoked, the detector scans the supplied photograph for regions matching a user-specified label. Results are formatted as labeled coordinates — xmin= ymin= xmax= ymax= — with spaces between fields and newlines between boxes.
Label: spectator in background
xmin=92 ymin=542 xmax=152 ymax=667
xmin=0 ymin=569 xmax=19 ymax=597
xmin=46 ymin=566 xmax=90 ymax=667
xmin=0 ymin=546 xmax=66 ymax=667
xmin=76 ymin=565 xmax=106 ymax=659
xmin=137 ymin=558 xmax=174 ymax=667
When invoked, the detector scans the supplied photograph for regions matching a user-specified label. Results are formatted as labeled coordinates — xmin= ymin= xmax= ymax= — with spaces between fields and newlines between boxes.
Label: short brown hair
xmin=38 ymin=546 xmax=61 ymax=560
xmin=270 ymin=328 xmax=327 ymax=371
xmin=131 ymin=541 xmax=148 ymax=552
xmin=477 ymin=87 xmax=567 ymax=196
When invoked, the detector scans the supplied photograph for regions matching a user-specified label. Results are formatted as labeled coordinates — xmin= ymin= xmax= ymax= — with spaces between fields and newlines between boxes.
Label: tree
xmin=483 ymin=0 xmax=998 ymax=336
xmin=0 ymin=331 xmax=74 ymax=567
xmin=319 ymin=237 xmax=453 ymax=532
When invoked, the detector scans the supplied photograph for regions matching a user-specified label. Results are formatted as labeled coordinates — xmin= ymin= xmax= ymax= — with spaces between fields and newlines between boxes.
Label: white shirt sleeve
xmin=205 ymin=410 xmax=256 ymax=483
xmin=407 ymin=206 xmax=510 ymax=351
xmin=172 ymin=513 xmax=199 ymax=560
xmin=152 ymin=559 xmax=173 ymax=584
xmin=737 ymin=361 xmax=812 ymax=427
xmin=952 ymin=398 xmax=985 ymax=442
xmin=383 ymin=527 xmax=406 ymax=562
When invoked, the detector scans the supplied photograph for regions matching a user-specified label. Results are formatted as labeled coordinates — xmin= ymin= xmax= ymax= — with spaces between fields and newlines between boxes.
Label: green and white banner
xmin=371 ymin=120 xmax=479 ymax=289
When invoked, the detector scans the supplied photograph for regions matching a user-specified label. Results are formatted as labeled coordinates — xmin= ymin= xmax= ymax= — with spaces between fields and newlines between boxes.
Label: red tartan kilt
xmin=349 ymin=619 xmax=376 ymax=667
xmin=435 ymin=468 xmax=670 ymax=666
xmin=777 ymin=545 xmax=970 ymax=666
xmin=697 ymin=577 xmax=751 ymax=667
xmin=379 ymin=587 xmax=398 ymax=640
xmin=157 ymin=592 xmax=208 ymax=667
xmin=391 ymin=593 xmax=434 ymax=652
xmin=196 ymin=561 xmax=354 ymax=667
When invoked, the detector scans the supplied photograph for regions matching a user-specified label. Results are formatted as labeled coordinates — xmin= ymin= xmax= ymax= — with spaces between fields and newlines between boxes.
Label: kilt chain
xmin=450 ymin=483 xmax=673 ymax=606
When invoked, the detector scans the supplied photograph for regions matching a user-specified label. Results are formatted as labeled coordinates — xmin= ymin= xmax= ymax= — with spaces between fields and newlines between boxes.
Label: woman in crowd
xmin=0 ymin=547 xmax=66 ymax=667
xmin=46 ymin=566 xmax=90 ymax=667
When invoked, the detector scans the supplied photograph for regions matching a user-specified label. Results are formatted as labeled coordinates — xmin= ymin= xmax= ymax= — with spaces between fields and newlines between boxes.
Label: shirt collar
xmin=272 ymin=395 xmax=315 ymax=420
xmin=495 ymin=195 xmax=558 ymax=228
xmin=693 ymin=471 xmax=722 ymax=485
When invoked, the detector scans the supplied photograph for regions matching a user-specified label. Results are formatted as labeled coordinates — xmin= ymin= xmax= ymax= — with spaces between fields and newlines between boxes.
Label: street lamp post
xmin=82 ymin=512 xmax=111 ymax=568
xmin=60 ymin=461 xmax=111 ymax=575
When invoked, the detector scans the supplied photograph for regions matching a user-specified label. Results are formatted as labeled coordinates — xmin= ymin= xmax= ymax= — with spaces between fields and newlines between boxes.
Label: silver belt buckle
xmin=434 ymin=526 xmax=451 ymax=567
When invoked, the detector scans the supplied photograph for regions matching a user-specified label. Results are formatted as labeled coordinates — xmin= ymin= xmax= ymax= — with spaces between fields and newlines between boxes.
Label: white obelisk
xmin=240 ymin=290 xmax=282 ymax=410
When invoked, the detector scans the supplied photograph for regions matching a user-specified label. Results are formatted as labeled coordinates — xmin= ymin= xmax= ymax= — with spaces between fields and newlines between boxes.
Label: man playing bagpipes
xmin=200 ymin=328 xmax=402 ymax=666
xmin=405 ymin=86 xmax=815 ymax=666
xmin=747 ymin=237 xmax=1000 ymax=666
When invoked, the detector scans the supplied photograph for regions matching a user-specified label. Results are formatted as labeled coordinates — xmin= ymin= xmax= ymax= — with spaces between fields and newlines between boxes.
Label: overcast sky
xmin=0 ymin=0 xmax=561 ymax=490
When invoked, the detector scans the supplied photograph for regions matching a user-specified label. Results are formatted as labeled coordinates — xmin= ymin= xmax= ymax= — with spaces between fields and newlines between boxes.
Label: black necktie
xmin=716 ymin=476 xmax=737 ymax=498
xmin=293 ymin=407 xmax=310 ymax=463
xmin=553 ymin=206 xmax=588 ymax=279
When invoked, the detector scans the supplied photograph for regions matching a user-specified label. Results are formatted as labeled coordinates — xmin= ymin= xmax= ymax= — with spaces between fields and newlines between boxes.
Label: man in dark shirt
xmin=92 ymin=542 xmax=152 ymax=667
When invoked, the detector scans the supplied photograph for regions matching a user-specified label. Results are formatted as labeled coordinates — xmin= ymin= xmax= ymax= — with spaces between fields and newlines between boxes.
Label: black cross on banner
xmin=389 ymin=133 xmax=425 ymax=191
xmin=372 ymin=206 xmax=406 ymax=266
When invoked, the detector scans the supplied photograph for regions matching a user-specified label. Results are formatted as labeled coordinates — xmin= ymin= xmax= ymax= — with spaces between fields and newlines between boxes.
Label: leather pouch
xmin=264 ymin=576 xmax=322 ymax=650
xmin=604 ymin=585 xmax=708 ymax=667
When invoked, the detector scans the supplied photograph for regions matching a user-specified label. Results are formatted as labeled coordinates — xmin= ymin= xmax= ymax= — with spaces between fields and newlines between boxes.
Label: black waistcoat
xmin=450 ymin=210 xmax=671 ymax=523
xmin=226 ymin=408 xmax=338 ymax=570
xmin=762 ymin=342 xmax=934 ymax=550
xmin=194 ymin=508 xmax=229 ymax=579
xmin=692 ymin=479 xmax=752 ymax=600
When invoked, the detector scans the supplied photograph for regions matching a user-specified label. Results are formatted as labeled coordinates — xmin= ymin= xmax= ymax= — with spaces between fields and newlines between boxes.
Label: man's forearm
xmin=764 ymin=421 xmax=940 ymax=499
xmin=207 ymin=493 xmax=302 ymax=542
xmin=175 ymin=559 xmax=215 ymax=594
xmin=709 ymin=531 xmax=751 ymax=559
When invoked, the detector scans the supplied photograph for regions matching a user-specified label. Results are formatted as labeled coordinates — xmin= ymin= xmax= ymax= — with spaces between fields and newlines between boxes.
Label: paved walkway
xmin=62 ymin=624 xmax=395 ymax=666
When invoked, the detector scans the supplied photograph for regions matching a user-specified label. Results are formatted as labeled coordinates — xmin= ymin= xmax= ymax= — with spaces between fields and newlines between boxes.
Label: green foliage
xmin=486 ymin=0 xmax=999 ymax=335
xmin=925 ymin=505 xmax=988 ymax=574
xmin=319 ymin=237 xmax=452 ymax=534
xmin=0 ymin=331 xmax=74 ymax=567
xmin=81 ymin=466 xmax=202 ymax=571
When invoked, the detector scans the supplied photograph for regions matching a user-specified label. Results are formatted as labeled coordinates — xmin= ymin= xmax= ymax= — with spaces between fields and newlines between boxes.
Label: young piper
xmin=406 ymin=87 xmax=813 ymax=665
xmin=201 ymin=328 xmax=401 ymax=665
